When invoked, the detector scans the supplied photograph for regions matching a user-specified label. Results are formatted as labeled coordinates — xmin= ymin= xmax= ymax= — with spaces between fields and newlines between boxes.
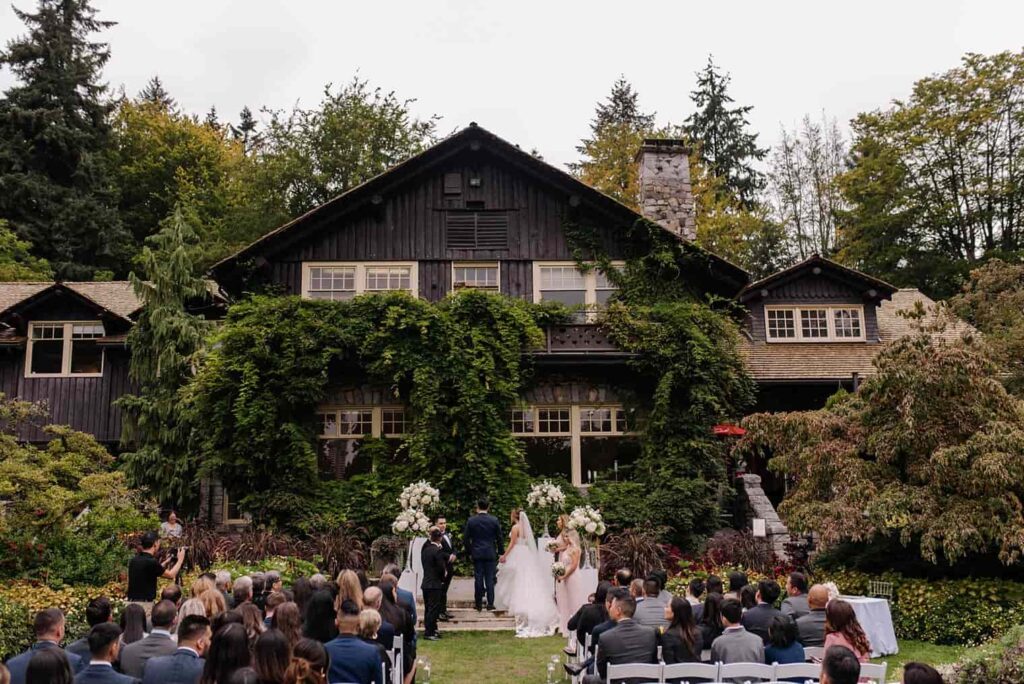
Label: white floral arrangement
xmin=527 ymin=481 xmax=566 ymax=510
xmin=551 ymin=561 xmax=566 ymax=579
xmin=391 ymin=508 xmax=431 ymax=537
xmin=567 ymin=505 xmax=606 ymax=538
xmin=398 ymin=481 xmax=441 ymax=511
xmin=545 ymin=540 xmax=560 ymax=553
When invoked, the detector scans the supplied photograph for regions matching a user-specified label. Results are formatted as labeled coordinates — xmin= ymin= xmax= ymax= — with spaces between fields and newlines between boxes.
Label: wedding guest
xmin=285 ymin=639 xmax=328 ymax=684
xmin=211 ymin=611 xmax=244 ymax=635
xmin=564 ymin=587 xmax=627 ymax=678
xmin=308 ymin=575 xmax=328 ymax=592
xmin=686 ymin=579 xmax=705 ymax=608
xmin=378 ymin=577 xmax=415 ymax=679
xmin=160 ymin=511 xmax=184 ymax=538
xmin=238 ymin=604 xmax=265 ymax=646
xmin=335 ymin=570 xmax=363 ymax=612
xmin=361 ymin=587 xmax=395 ymax=651
xmin=796 ymin=584 xmax=829 ymax=647
xmin=629 ymin=578 xmax=645 ymax=602
xmin=325 ymin=601 xmax=380 ymax=684
xmin=251 ymin=574 xmax=267 ymax=613
xmin=710 ymin=599 xmax=764 ymax=666
xmin=583 ymin=594 xmax=657 ymax=684
xmin=741 ymin=580 xmax=784 ymax=644
xmin=705 ymin=575 xmax=724 ymax=597
xmin=252 ymin=630 xmax=291 ymax=683
xmin=199 ymin=590 xmax=226 ymax=619
xmin=357 ymin=609 xmax=392 ymax=684
xmin=127 ymin=532 xmax=185 ymax=615
xmin=725 ymin=571 xmax=747 ymax=600
xmin=24 ymin=649 xmax=73 ymax=684
xmin=902 ymin=662 xmax=944 ymax=684
xmin=614 ymin=568 xmax=633 ymax=588
xmin=634 ymin=577 xmax=670 ymax=629
xmin=215 ymin=572 xmax=234 ymax=609
xmin=177 ymin=599 xmax=207 ymax=626
xmin=739 ymin=584 xmax=757 ymax=610
xmin=290 ymin=578 xmax=312 ymax=616
xmin=266 ymin=572 xmax=283 ymax=594
xmin=119 ymin=600 xmax=177 ymax=678
xmin=660 ymin=598 xmax=703 ymax=664
xmin=7 ymin=609 xmax=83 ymax=684
xmin=141 ymin=615 xmax=211 ymax=684
xmin=271 ymin=602 xmax=303 ymax=649
xmin=302 ymin=591 xmax=338 ymax=644
xmin=264 ymin=592 xmax=287 ymax=629
xmin=119 ymin=603 xmax=148 ymax=646
xmin=765 ymin=615 xmax=805 ymax=670
xmin=191 ymin=577 xmax=215 ymax=600
xmin=699 ymin=592 xmax=725 ymax=647
xmin=567 ymin=581 xmax=611 ymax=649
xmin=74 ymin=623 xmax=135 ymax=684
xmin=161 ymin=585 xmax=184 ymax=609
xmin=781 ymin=572 xmax=810 ymax=619
xmin=232 ymin=577 xmax=254 ymax=607
xmin=67 ymin=598 xmax=113 ymax=664
xmin=824 ymin=600 xmax=871 ymax=663
xmin=199 ymin=623 xmax=250 ymax=684
xmin=820 ymin=645 xmax=861 ymax=684
xmin=381 ymin=565 xmax=418 ymax=638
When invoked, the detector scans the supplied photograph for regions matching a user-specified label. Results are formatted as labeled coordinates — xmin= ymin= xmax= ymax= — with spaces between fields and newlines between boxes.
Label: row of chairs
xmin=606 ymin=660 xmax=888 ymax=684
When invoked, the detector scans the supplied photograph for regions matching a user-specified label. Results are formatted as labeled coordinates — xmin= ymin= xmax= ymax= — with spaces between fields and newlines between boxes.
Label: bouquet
xmin=551 ymin=561 xmax=566 ymax=579
xmin=527 ymin=481 xmax=566 ymax=510
xmin=567 ymin=506 xmax=606 ymax=538
xmin=398 ymin=481 xmax=441 ymax=511
xmin=545 ymin=540 xmax=560 ymax=553
xmin=391 ymin=508 xmax=431 ymax=537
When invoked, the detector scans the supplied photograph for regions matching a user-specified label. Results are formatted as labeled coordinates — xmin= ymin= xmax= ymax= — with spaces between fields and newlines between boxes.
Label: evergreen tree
xmin=231 ymin=105 xmax=259 ymax=153
xmin=204 ymin=106 xmax=220 ymax=129
xmin=684 ymin=56 xmax=767 ymax=209
xmin=116 ymin=204 xmax=212 ymax=509
xmin=0 ymin=0 xmax=127 ymax=279
xmin=0 ymin=219 xmax=53 ymax=280
xmin=138 ymin=75 xmax=176 ymax=111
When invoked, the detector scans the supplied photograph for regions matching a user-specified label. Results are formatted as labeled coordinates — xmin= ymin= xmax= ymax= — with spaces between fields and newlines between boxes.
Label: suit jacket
xmin=740 ymin=603 xmax=785 ymax=643
xmin=795 ymin=609 xmax=827 ymax=647
xmin=710 ymin=626 xmax=765 ymax=665
xmin=463 ymin=512 xmax=502 ymax=561
xmin=7 ymin=641 xmax=84 ymax=684
xmin=325 ymin=634 xmax=383 ymax=684
xmin=66 ymin=637 xmax=91 ymax=664
xmin=440 ymin=533 xmax=456 ymax=571
xmin=594 ymin=619 xmax=658 ymax=682
xmin=591 ymin=619 xmax=617 ymax=652
xmin=633 ymin=595 xmax=670 ymax=630
xmin=780 ymin=594 xmax=810 ymax=619
xmin=568 ymin=603 xmax=608 ymax=648
xmin=118 ymin=631 xmax=177 ymax=678
xmin=421 ymin=541 xmax=447 ymax=590
xmin=72 ymin=663 xmax=138 ymax=684
xmin=374 ymin=619 xmax=396 ymax=652
xmin=395 ymin=587 xmax=417 ymax=647
xmin=141 ymin=648 xmax=204 ymax=684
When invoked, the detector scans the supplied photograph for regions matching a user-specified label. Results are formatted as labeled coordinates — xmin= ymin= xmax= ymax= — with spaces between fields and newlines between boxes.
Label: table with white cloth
xmin=838 ymin=595 xmax=898 ymax=657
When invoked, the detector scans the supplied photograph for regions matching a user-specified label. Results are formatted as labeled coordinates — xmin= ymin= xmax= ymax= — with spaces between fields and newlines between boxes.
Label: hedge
xmin=946 ymin=623 xmax=1024 ymax=683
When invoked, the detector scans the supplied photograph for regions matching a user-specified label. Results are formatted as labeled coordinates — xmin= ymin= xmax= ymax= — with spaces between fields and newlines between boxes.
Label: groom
xmin=463 ymin=497 xmax=502 ymax=611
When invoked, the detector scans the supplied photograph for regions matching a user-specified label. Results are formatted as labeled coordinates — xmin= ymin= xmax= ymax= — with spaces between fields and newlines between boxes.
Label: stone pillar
xmin=636 ymin=139 xmax=697 ymax=240
xmin=736 ymin=474 xmax=790 ymax=559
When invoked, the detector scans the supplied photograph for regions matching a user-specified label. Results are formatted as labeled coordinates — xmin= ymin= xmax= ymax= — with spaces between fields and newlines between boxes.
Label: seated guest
xmin=564 ymin=587 xmax=626 ymax=678
xmin=141 ymin=615 xmax=210 ymax=684
xmin=902 ymin=662 xmax=944 ymax=684
xmin=190 ymin=577 xmax=215 ymax=600
xmin=119 ymin=604 xmax=148 ymax=646
xmin=710 ymin=599 xmax=764 ymax=667
xmin=705 ymin=575 xmax=724 ymax=597
xmin=199 ymin=623 xmax=250 ymax=684
xmin=378 ymin=576 xmax=415 ymax=679
xmin=699 ymin=592 xmax=725 ymax=647
xmin=739 ymin=584 xmax=757 ymax=611
xmin=781 ymin=572 xmax=810 ymax=619
xmin=263 ymin=592 xmax=287 ymax=629
xmin=271 ymin=602 xmax=303 ymax=649
xmin=237 ymin=604 xmax=265 ymax=646
xmin=176 ymin=599 xmax=206 ymax=626
xmin=68 ymin=598 xmax=113 ymax=664
xmin=725 ymin=571 xmax=747 ymax=600
xmin=824 ymin=600 xmax=871 ymax=663
xmin=120 ymin=600 xmax=178 ymax=678
xmin=250 ymin=574 xmax=267 ymax=612
xmin=73 ymin=623 xmax=136 ymax=684
xmin=232 ymin=577 xmax=253 ymax=607
xmin=568 ymin=582 xmax=611 ymax=649
xmin=7 ymin=609 xmax=83 ymax=684
xmin=765 ymin=615 xmax=805 ymax=677
xmin=629 ymin=578 xmax=645 ymax=602
xmin=614 ymin=568 xmax=633 ymax=588
xmin=209 ymin=611 xmax=243 ymax=636
xmin=198 ymin=590 xmax=225 ymax=619
xmin=651 ymin=570 xmax=672 ymax=602
xmin=302 ymin=590 xmax=338 ymax=643
xmin=583 ymin=594 xmax=657 ymax=684
xmin=265 ymin=571 xmax=283 ymax=595
xmin=686 ymin=579 xmax=705 ymax=608
xmin=381 ymin=564 xmax=418 ymax=633
xmin=214 ymin=571 xmax=233 ymax=609
xmin=251 ymin=630 xmax=290 ymax=684
xmin=796 ymin=584 xmax=829 ymax=647
xmin=820 ymin=645 xmax=861 ymax=684
xmin=24 ymin=649 xmax=74 ymax=684
xmin=660 ymin=598 xmax=703 ymax=664
xmin=358 ymin=609 xmax=392 ymax=684
xmin=325 ymin=600 xmax=382 ymax=684
xmin=287 ymin=639 xmax=329 ymax=684
xmin=634 ymin=577 xmax=670 ymax=629
xmin=361 ymin=587 xmax=395 ymax=650
xmin=740 ymin=580 xmax=784 ymax=644
xmin=291 ymin=578 xmax=312 ymax=616
xmin=161 ymin=585 xmax=183 ymax=609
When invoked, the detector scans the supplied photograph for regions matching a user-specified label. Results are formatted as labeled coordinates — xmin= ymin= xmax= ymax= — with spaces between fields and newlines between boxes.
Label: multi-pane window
xmin=28 ymin=321 xmax=105 ymax=377
xmin=538 ymin=408 xmax=571 ymax=434
xmin=338 ymin=409 xmax=373 ymax=436
xmin=534 ymin=262 xmax=623 ymax=322
xmin=510 ymin=408 xmax=536 ymax=435
xmin=307 ymin=266 xmax=356 ymax=300
xmin=302 ymin=263 xmax=417 ymax=299
xmin=316 ymin=406 xmax=407 ymax=480
xmin=765 ymin=306 xmax=866 ymax=342
xmin=453 ymin=263 xmax=500 ymax=291
xmin=365 ymin=266 xmax=412 ymax=292
xmin=381 ymin=408 xmax=407 ymax=436
xmin=579 ymin=407 xmax=614 ymax=433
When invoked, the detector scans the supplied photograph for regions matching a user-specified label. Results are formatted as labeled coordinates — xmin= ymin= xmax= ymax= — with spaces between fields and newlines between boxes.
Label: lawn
xmin=416 ymin=633 xmax=966 ymax=684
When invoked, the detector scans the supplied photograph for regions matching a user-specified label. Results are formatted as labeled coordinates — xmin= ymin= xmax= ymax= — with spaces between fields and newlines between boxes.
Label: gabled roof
xmin=0 ymin=281 xmax=142 ymax=323
xmin=209 ymin=122 xmax=749 ymax=289
xmin=738 ymin=254 xmax=898 ymax=302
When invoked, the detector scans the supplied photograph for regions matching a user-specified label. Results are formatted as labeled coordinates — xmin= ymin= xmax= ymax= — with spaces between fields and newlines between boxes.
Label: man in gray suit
xmin=711 ymin=598 xmax=764 ymax=670
xmin=141 ymin=615 xmax=210 ymax=684
xmin=119 ymin=600 xmax=177 ymax=678
xmin=781 ymin=572 xmax=810 ymax=619
xmin=796 ymin=584 xmax=829 ymax=647
xmin=740 ymin=580 xmax=784 ymax=644
xmin=584 ymin=594 xmax=658 ymax=684
xmin=632 ymin=577 xmax=669 ymax=630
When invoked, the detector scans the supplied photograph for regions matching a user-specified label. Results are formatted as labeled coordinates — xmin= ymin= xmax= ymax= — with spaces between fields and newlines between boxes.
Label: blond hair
xmin=358 ymin=609 xmax=382 ymax=640
xmin=199 ymin=588 xmax=226 ymax=617
xmin=335 ymin=569 xmax=363 ymax=611
xmin=191 ymin=576 xmax=215 ymax=598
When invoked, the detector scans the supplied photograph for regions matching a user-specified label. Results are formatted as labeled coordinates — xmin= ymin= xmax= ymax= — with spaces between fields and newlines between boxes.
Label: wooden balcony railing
xmin=542 ymin=324 xmax=621 ymax=354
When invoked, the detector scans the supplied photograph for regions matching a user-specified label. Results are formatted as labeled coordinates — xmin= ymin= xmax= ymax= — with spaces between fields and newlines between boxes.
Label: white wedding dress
xmin=495 ymin=512 xmax=558 ymax=638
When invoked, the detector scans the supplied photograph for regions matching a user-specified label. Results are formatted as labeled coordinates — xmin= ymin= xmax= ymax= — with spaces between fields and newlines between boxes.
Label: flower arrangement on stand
xmin=526 ymin=480 xmax=566 ymax=537
xmin=391 ymin=481 xmax=441 ymax=571
xmin=566 ymin=505 xmax=606 ymax=569
xmin=398 ymin=481 xmax=441 ymax=512
xmin=391 ymin=509 xmax=432 ymax=538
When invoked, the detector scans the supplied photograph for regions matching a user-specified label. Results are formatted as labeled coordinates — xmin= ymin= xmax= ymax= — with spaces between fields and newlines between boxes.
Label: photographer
xmin=127 ymin=531 xmax=185 ymax=616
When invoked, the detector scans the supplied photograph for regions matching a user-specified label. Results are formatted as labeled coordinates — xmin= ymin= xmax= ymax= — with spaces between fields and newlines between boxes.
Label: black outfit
xmin=699 ymin=621 xmax=723 ymax=649
xmin=660 ymin=627 xmax=704 ymax=663
xmin=439 ymin=531 xmax=456 ymax=617
xmin=361 ymin=636 xmax=392 ymax=683
xmin=421 ymin=540 xmax=447 ymax=637
xmin=740 ymin=603 xmax=785 ymax=644
xmin=126 ymin=551 xmax=164 ymax=601
xmin=568 ymin=603 xmax=609 ymax=651
xmin=463 ymin=511 xmax=502 ymax=610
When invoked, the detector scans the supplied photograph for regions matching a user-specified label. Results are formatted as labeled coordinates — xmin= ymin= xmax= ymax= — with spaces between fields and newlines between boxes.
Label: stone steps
xmin=415 ymin=605 xmax=515 ymax=632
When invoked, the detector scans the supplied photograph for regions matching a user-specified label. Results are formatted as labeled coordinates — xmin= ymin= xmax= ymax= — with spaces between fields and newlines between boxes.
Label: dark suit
xmin=66 ymin=637 xmax=91 ymax=664
xmin=374 ymin=619 xmax=396 ymax=654
xmin=740 ymin=603 xmax=785 ymax=644
xmin=118 ymin=631 xmax=176 ymax=678
xmin=463 ymin=511 xmax=502 ymax=609
xmin=585 ymin=619 xmax=658 ymax=684
xmin=568 ymin=603 xmax=608 ymax=651
xmin=325 ymin=634 xmax=383 ymax=684
xmin=7 ymin=641 xmax=84 ymax=684
xmin=395 ymin=587 xmax=418 ymax=648
xmin=72 ymin=663 xmax=138 ymax=684
xmin=439 ymin=531 xmax=456 ymax=614
xmin=795 ymin=609 xmax=826 ymax=647
xmin=421 ymin=541 xmax=447 ymax=637
xmin=141 ymin=648 xmax=204 ymax=684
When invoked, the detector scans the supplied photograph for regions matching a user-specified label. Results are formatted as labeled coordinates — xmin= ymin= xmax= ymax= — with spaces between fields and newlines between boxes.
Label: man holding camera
xmin=127 ymin=531 xmax=186 ymax=616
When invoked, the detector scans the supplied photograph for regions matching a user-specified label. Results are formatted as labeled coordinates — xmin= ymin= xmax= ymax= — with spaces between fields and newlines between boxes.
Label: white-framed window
xmin=532 ymin=262 xmax=623 ymax=322
xmin=222 ymin=491 xmax=249 ymax=525
xmin=452 ymin=262 xmax=500 ymax=291
xmin=26 ymin=321 xmax=105 ymax=377
xmin=510 ymin=404 xmax=638 ymax=486
xmin=764 ymin=305 xmax=865 ymax=342
xmin=301 ymin=262 xmax=418 ymax=300
xmin=316 ymin=406 xmax=407 ymax=480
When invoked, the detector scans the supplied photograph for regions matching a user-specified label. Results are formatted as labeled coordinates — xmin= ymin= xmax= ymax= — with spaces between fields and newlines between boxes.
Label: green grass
xmin=417 ymin=633 xmax=967 ymax=684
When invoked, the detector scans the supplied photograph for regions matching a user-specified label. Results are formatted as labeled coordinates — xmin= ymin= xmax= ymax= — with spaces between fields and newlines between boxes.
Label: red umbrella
xmin=712 ymin=423 xmax=746 ymax=437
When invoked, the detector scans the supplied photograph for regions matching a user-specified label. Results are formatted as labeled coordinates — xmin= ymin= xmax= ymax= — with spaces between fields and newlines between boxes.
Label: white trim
xmin=316 ymin=406 xmax=407 ymax=438
xmin=764 ymin=304 xmax=866 ymax=343
xmin=222 ymin=491 xmax=248 ymax=525
xmin=25 ymin=320 xmax=105 ymax=378
xmin=532 ymin=261 xmax=624 ymax=321
xmin=451 ymin=262 xmax=501 ymax=292
xmin=301 ymin=262 xmax=419 ymax=299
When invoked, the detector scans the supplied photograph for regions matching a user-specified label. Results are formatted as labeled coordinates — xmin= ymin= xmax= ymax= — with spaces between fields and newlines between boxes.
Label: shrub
xmin=947 ymin=623 xmax=1024 ymax=683
xmin=0 ymin=596 xmax=30 ymax=660
xmin=702 ymin=529 xmax=782 ymax=576
xmin=599 ymin=527 xmax=669 ymax=580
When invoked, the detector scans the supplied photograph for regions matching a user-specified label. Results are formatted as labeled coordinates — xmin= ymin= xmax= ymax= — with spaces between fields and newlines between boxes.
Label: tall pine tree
xmin=139 ymin=75 xmax=176 ymax=112
xmin=0 ymin=0 xmax=128 ymax=279
xmin=684 ymin=56 xmax=767 ymax=209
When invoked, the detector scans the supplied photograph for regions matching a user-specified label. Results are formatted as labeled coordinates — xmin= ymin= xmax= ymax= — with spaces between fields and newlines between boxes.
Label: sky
xmin=1 ymin=0 xmax=1023 ymax=169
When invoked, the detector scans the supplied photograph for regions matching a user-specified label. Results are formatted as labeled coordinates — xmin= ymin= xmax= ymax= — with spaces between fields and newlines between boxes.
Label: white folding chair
xmin=606 ymin=662 xmax=662 ymax=684
xmin=717 ymin=662 xmax=777 ymax=682
xmin=802 ymin=646 xmax=825 ymax=661
xmin=662 ymin=661 xmax=721 ymax=682
xmin=858 ymin=662 xmax=887 ymax=683
xmin=391 ymin=635 xmax=403 ymax=684
xmin=773 ymin=662 xmax=821 ymax=682
xmin=700 ymin=649 xmax=712 ymax=663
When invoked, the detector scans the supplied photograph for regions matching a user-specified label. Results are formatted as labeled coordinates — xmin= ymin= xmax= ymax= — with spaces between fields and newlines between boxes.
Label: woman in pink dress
xmin=554 ymin=529 xmax=584 ymax=636
xmin=823 ymin=599 xmax=872 ymax=664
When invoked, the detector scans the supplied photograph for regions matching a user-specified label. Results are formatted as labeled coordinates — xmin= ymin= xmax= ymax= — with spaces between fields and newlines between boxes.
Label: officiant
xmin=436 ymin=516 xmax=456 ymax=621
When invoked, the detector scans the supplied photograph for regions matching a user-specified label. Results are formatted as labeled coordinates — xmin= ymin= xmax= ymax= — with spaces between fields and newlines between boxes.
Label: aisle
xmin=416 ymin=631 xmax=565 ymax=684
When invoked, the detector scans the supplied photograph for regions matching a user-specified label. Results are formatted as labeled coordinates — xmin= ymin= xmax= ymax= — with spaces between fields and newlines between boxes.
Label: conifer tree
xmin=138 ymin=75 xmax=176 ymax=112
xmin=231 ymin=106 xmax=259 ymax=153
xmin=684 ymin=56 xmax=768 ymax=209
xmin=0 ymin=0 xmax=128 ymax=278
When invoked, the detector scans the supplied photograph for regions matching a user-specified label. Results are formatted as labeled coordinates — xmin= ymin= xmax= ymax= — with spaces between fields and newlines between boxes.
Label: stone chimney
xmin=636 ymin=139 xmax=696 ymax=240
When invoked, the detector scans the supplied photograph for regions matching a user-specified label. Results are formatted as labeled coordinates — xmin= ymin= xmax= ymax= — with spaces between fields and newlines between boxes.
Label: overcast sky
xmin=2 ymin=0 xmax=1022 ymax=168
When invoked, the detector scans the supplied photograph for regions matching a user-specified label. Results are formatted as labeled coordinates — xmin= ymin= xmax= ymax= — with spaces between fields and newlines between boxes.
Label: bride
xmin=495 ymin=508 xmax=558 ymax=637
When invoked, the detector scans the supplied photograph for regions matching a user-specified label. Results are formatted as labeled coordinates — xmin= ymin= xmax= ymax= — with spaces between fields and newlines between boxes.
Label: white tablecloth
xmin=839 ymin=595 xmax=898 ymax=657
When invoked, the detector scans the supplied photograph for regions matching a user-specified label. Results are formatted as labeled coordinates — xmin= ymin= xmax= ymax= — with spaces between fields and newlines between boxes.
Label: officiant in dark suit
xmin=421 ymin=527 xmax=448 ymax=641
xmin=463 ymin=497 xmax=502 ymax=611
xmin=436 ymin=516 xmax=456 ymax=621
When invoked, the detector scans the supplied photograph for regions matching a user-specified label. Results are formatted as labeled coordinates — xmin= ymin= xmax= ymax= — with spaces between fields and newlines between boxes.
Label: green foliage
xmin=0 ymin=220 xmax=52 ymax=281
xmin=0 ymin=596 xmax=31 ymax=661
xmin=948 ymin=623 xmax=1024 ymax=683
xmin=203 ymin=556 xmax=320 ymax=586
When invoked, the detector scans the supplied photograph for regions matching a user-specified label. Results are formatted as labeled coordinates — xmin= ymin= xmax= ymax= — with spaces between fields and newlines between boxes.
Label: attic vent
xmin=446 ymin=210 xmax=509 ymax=250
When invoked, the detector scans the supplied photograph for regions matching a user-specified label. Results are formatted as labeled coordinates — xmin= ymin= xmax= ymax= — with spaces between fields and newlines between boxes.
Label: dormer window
xmin=765 ymin=305 xmax=864 ymax=342
xmin=27 ymin=321 xmax=105 ymax=376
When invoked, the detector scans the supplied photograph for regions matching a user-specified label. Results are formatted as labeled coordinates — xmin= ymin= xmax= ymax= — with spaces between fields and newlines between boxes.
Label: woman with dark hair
xmin=903 ymin=662 xmax=944 ymax=684
xmin=699 ymin=592 xmax=724 ymax=646
xmin=379 ymin=576 xmax=415 ymax=680
xmin=739 ymin=584 xmax=757 ymax=611
xmin=287 ymin=638 xmax=329 ymax=684
xmin=201 ymin=623 xmax=252 ymax=684
xmin=25 ymin=649 xmax=72 ymax=684
xmin=568 ymin=581 xmax=611 ymax=648
xmin=252 ymin=629 xmax=292 ymax=683
xmin=239 ymin=603 xmax=266 ymax=645
xmin=302 ymin=590 xmax=338 ymax=643
xmin=824 ymin=599 xmax=871 ymax=663
xmin=120 ymin=602 xmax=148 ymax=645
xmin=661 ymin=597 xmax=703 ymax=665
xmin=291 ymin=578 xmax=313 ymax=616
xmin=212 ymin=609 xmax=245 ymax=634
xmin=765 ymin=614 xmax=805 ymax=673
xmin=272 ymin=602 xmax=304 ymax=648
